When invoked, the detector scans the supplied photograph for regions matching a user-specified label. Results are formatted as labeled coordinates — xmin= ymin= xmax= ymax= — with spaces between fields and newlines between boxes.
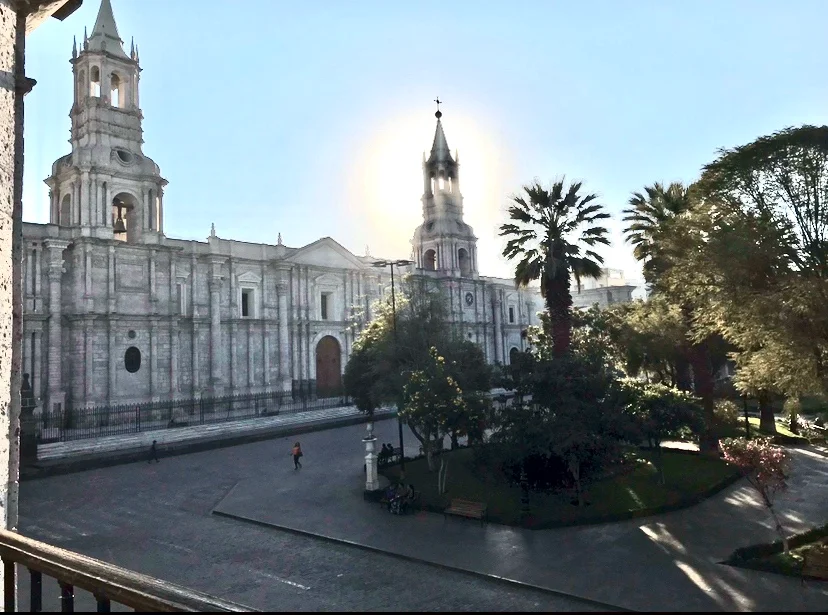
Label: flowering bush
xmin=720 ymin=437 xmax=792 ymax=552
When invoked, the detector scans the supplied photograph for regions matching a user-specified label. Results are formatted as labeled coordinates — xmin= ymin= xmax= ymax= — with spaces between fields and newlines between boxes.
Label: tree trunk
xmin=568 ymin=456 xmax=583 ymax=507
xmin=689 ymin=341 xmax=718 ymax=454
xmin=655 ymin=442 xmax=665 ymax=485
xmin=765 ymin=497 xmax=790 ymax=555
xmin=758 ymin=390 xmax=776 ymax=434
xmin=675 ymin=353 xmax=693 ymax=392
xmin=546 ymin=267 xmax=573 ymax=358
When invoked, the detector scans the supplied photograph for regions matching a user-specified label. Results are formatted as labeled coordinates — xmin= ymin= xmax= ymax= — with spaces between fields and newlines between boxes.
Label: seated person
xmin=378 ymin=443 xmax=389 ymax=464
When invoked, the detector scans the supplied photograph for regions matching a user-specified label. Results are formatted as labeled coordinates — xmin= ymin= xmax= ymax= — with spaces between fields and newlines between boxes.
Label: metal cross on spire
xmin=434 ymin=97 xmax=443 ymax=119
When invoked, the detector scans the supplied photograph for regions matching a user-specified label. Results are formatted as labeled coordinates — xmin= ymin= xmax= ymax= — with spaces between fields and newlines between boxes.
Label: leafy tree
xmin=623 ymin=381 xmax=705 ymax=484
xmin=500 ymin=179 xmax=610 ymax=357
xmin=400 ymin=348 xmax=486 ymax=493
xmin=689 ymin=125 xmax=828 ymax=402
xmin=720 ymin=437 xmax=792 ymax=553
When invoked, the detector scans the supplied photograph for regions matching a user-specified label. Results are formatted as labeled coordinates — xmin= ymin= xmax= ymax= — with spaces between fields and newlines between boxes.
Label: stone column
xmin=277 ymin=278 xmax=290 ymax=391
xmin=84 ymin=321 xmax=94 ymax=402
xmin=44 ymin=240 xmax=68 ymax=414
xmin=192 ymin=322 xmax=200 ymax=395
xmin=150 ymin=319 xmax=158 ymax=401
xmin=247 ymin=322 xmax=254 ymax=390
xmin=364 ymin=422 xmax=380 ymax=493
xmin=171 ymin=323 xmax=179 ymax=396
xmin=493 ymin=291 xmax=503 ymax=365
xmin=230 ymin=322 xmax=237 ymax=391
xmin=208 ymin=260 xmax=224 ymax=394
xmin=80 ymin=169 xmax=89 ymax=227
xmin=108 ymin=320 xmax=116 ymax=404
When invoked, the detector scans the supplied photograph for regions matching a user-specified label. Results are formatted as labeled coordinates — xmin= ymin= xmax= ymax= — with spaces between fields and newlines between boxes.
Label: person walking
xmin=148 ymin=440 xmax=160 ymax=464
xmin=291 ymin=441 xmax=303 ymax=469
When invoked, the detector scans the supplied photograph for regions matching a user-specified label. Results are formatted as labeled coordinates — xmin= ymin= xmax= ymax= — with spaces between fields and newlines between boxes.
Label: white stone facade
xmin=22 ymin=1 xmax=542 ymax=412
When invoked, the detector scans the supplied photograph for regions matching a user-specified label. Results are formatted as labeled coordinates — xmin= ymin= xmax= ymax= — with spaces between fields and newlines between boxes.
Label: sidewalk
xmin=26 ymin=406 xmax=395 ymax=479
xmin=212 ymin=444 xmax=828 ymax=611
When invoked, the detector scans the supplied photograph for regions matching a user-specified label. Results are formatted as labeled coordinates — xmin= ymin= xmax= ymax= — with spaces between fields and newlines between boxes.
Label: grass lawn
xmin=382 ymin=446 xmax=740 ymax=528
xmin=718 ymin=417 xmax=810 ymax=443
xmin=727 ymin=523 xmax=828 ymax=579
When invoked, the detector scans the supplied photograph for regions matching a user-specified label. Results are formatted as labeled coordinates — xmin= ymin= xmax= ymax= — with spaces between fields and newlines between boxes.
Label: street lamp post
xmin=372 ymin=258 xmax=414 ymax=476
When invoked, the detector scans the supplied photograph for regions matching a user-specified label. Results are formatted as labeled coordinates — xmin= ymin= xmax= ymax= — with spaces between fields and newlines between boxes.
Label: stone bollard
xmin=363 ymin=421 xmax=380 ymax=493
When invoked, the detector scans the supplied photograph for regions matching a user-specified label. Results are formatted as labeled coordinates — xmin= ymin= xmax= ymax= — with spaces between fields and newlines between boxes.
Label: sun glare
xmin=347 ymin=109 xmax=513 ymax=272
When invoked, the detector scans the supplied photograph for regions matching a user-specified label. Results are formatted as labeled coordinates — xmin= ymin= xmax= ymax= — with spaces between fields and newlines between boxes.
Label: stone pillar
xmin=364 ymin=430 xmax=380 ymax=493
xmin=192 ymin=322 xmax=200 ymax=395
xmin=230 ymin=322 xmax=237 ymax=391
xmin=107 ymin=320 xmax=116 ymax=404
xmin=44 ymin=240 xmax=69 ymax=415
xmin=83 ymin=321 xmax=93 ymax=401
xmin=493 ymin=291 xmax=503 ymax=365
xmin=79 ymin=169 xmax=89 ymax=226
xmin=208 ymin=261 xmax=224 ymax=394
xmin=247 ymin=322 xmax=254 ymax=389
xmin=277 ymin=278 xmax=290 ymax=391
xmin=150 ymin=319 xmax=158 ymax=401
xmin=170 ymin=323 xmax=179 ymax=396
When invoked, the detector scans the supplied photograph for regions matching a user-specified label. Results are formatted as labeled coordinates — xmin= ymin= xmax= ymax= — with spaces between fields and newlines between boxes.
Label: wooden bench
xmin=801 ymin=541 xmax=828 ymax=585
xmin=444 ymin=499 xmax=487 ymax=525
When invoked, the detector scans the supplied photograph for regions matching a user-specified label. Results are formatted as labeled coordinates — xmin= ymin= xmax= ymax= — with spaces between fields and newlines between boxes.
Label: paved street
xmin=19 ymin=418 xmax=604 ymax=612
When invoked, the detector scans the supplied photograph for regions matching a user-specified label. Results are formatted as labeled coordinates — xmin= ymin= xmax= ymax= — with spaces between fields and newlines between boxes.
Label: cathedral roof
xmin=87 ymin=0 xmax=128 ymax=58
xmin=427 ymin=116 xmax=455 ymax=166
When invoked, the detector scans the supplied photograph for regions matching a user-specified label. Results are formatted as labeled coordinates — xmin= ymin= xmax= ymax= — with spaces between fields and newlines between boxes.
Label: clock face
xmin=465 ymin=292 xmax=474 ymax=306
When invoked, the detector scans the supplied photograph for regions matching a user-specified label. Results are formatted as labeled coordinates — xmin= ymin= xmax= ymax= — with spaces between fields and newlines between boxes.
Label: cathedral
xmin=21 ymin=0 xmax=541 ymax=414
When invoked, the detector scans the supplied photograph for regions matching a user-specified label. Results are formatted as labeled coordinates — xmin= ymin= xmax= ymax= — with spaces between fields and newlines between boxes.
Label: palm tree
xmin=622 ymin=182 xmax=693 ymax=291
xmin=621 ymin=182 xmax=725 ymax=451
xmin=500 ymin=179 xmax=610 ymax=357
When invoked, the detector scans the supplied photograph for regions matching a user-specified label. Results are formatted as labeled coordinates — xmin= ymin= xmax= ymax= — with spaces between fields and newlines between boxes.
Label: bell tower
xmin=412 ymin=101 xmax=478 ymax=277
xmin=45 ymin=0 xmax=167 ymax=243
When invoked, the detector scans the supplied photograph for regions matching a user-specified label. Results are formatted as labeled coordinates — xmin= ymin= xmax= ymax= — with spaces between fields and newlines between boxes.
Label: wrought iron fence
xmin=38 ymin=390 xmax=352 ymax=443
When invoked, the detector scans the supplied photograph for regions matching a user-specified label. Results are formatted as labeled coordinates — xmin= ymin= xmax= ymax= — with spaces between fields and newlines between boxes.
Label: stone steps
xmin=38 ymin=405 xmax=394 ymax=462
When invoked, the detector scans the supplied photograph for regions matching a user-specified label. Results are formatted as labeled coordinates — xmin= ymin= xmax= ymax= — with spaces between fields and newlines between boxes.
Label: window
xmin=124 ymin=347 xmax=141 ymax=373
xmin=321 ymin=292 xmax=331 ymax=320
xmin=90 ymin=66 xmax=101 ymax=97
xmin=508 ymin=306 xmax=515 ymax=324
xmin=176 ymin=282 xmax=187 ymax=316
xmin=424 ymin=249 xmax=436 ymax=271
xmin=110 ymin=73 xmax=122 ymax=107
xmin=241 ymin=288 xmax=253 ymax=318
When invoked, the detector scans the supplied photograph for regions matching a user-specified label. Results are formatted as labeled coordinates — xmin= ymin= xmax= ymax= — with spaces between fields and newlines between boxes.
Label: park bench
xmin=801 ymin=540 xmax=828 ymax=585
xmin=444 ymin=499 xmax=487 ymax=525
xmin=379 ymin=447 xmax=402 ymax=467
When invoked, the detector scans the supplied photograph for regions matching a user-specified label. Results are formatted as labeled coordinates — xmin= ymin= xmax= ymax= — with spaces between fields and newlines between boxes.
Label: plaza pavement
xmin=212 ymin=426 xmax=828 ymax=612
xmin=19 ymin=418 xmax=601 ymax=612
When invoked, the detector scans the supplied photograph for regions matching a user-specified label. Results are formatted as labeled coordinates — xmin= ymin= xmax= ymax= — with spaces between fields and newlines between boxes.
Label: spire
xmin=72 ymin=36 xmax=77 ymax=59
xmin=130 ymin=36 xmax=134 ymax=59
xmin=427 ymin=97 xmax=454 ymax=165
xmin=83 ymin=26 xmax=88 ymax=50
xmin=277 ymin=232 xmax=283 ymax=246
xmin=210 ymin=223 xmax=216 ymax=238
xmin=87 ymin=0 xmax=128 ymax=58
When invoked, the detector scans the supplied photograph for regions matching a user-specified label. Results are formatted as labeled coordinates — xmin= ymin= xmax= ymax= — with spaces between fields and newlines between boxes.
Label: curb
xmin=210 ymin=508 xmax=634 ymax=612
xmin=21 ymin=413 xmax=395 ymax=481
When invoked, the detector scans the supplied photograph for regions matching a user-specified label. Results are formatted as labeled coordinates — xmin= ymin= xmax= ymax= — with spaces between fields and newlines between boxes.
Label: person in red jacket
xmin=291 ymin=441 xmax=303 ymax=469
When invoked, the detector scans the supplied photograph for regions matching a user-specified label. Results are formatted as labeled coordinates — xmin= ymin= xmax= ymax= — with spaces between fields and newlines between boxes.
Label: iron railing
xmin=0 ymin=529 xmax=255 ymax=612
xmin=38 ymin=390 xmax=351 ymax=444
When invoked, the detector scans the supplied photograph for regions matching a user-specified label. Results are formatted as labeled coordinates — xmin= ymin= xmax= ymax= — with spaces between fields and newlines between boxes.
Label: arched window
xmin=423 ymin=249 xmax=436 ymax=271
xmin=77 ymin=69 xmax=86 ymax=101
xmin=110 ymin=73 xmax=122 ymax=107
xmin=438 ymin=177 xmax=445 ymax=190
xmin=90 ymin=66 xmax=101 ymax=97
xmin=124 ymin=347 xmax=142 ymax=373
xmin=448 ymin=177 xmax=453 ymax=193
xmin=509 ymin=347 xmax=520 ymax=365
xmin=458 ymin=248 xmax=470 ymax=276
xmin=60 ymin=195 xmax=71 ymax=227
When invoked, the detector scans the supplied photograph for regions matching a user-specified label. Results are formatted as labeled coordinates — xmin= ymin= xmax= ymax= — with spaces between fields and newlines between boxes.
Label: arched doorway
xmin=509 ymin=347 xmax=520 ymax=364
xmin=315 ymin=336 xmax=342 ymax=398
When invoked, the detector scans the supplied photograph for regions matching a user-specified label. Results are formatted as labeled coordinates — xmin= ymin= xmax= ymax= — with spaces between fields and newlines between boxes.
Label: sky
xmin=22 ymin=0 xmax=828 ymax=294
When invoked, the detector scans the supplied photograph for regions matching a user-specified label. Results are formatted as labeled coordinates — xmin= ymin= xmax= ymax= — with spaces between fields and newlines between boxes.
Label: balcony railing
xmin=0 ymin=529 xmax=255 ymax=612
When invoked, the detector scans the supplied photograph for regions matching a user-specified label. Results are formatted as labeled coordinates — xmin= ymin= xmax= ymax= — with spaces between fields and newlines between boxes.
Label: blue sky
xmin=23 ymin=0 xmax=828 ymax=288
